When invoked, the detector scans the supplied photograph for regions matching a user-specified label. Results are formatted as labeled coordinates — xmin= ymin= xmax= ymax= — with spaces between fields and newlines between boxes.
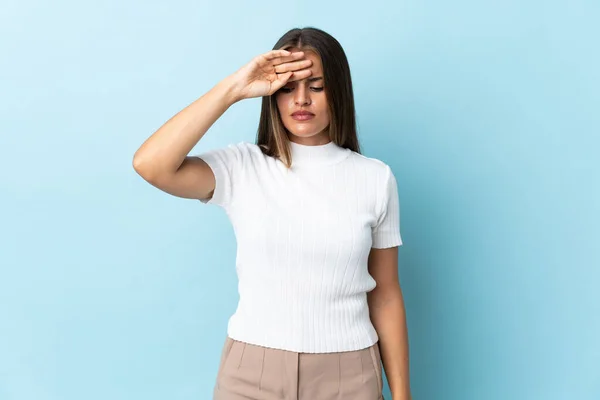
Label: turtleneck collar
xmin=288 ymin=140 xmax=351 ymax=168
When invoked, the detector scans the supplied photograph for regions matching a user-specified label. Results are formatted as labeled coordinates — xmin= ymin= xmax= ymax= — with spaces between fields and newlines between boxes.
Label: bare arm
xmin=367 ymin=246 xmax=412 ymax=400
xmin=132 ymin=49 xmax=313 ymax=201
xmin=132 ymin=77 xmax=239 ymax=200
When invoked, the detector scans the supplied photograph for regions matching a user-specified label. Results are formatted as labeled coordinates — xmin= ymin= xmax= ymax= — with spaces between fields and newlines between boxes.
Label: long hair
xmin=256 ymin=27 xmax=361 ymax=168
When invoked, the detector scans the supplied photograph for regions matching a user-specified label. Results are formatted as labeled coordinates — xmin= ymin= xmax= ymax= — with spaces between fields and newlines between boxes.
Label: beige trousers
xmin=213 ymin=336 xmax=384 ymax=400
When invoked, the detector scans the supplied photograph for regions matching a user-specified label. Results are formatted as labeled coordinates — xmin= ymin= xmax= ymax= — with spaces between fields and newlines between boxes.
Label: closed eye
xmin=279 ymin=87 xmax=324 ymax=93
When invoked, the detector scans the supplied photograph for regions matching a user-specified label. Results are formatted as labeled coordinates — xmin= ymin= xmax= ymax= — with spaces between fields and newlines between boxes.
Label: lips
xmin=291 ymin=111 xmax=315 ymax=121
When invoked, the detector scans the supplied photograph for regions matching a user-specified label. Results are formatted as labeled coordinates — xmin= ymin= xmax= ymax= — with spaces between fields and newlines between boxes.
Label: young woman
xmin=133 ymin=27 xmax=412 ymax=400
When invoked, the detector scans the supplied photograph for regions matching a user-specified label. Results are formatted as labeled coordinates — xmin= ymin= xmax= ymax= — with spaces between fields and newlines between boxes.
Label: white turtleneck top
xmin=195 ymin=140 xmax=403 ymax=353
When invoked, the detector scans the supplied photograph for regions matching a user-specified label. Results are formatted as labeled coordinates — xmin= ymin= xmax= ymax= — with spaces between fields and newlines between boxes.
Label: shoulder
xmin=210 ymin=140 xmax=265 ymax=162
xmin=230 ymin=141 xmax=265 ymax=155
xmin=347 ymin=151 xmax=393 ymax=180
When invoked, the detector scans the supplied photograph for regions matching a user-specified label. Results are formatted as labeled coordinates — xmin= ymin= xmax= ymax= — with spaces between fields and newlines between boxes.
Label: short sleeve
xmin=372 ymin=166 xmax=403 ymax=249
xmin=194 ymin=141 xmax=247 ymax=208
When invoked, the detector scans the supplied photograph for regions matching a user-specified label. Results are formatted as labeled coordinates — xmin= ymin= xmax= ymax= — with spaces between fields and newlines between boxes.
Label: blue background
xmin=1 ymin=0 xmax=598 ymax=399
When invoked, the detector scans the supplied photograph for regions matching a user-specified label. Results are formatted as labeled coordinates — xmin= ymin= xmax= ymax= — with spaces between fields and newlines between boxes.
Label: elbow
xmin=132 ymin=152 xmax=158 ymax=182
xmin=132 ymin=151 xmax=146 ymax=174
xmin=368 ymin=285 xmax=403 ymax=310
xmin=132 ymin=152 xmax=145 ymax=172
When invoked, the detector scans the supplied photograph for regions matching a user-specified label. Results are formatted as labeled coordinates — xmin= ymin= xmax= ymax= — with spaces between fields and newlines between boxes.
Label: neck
xmin=288 ymin=139 xmax=350 ymax=168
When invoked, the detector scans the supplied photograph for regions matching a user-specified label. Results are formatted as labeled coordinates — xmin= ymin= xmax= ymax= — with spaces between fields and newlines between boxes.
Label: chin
xmin=288 ymin=130 xmax=321 ymax=139
xmin=285 ymin=124 xmax=327 ymax=137
xmin=290 ymin=130 xmax=316 ymax=136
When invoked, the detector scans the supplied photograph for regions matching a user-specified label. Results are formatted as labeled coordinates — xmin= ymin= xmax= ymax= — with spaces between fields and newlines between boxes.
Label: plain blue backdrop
xmin=1 ymin=0 xmax=598 ymax=399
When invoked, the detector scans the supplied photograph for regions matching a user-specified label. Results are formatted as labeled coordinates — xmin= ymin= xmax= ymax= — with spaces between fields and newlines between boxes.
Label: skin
xmin=368 ymin=246 xmax=412 ymax=400
xmin=274 ymin=47 xmax=331 ymax=146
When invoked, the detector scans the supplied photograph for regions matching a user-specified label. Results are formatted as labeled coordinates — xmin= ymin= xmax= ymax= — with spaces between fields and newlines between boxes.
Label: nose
xmin=294 ymin=84 xmax=311 ymax=106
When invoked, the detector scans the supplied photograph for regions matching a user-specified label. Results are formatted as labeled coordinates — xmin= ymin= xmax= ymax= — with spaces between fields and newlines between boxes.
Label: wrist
xmin=218 ymin=74 xmax=243 ymax=106
xmin=392 ymin=391 xmax=412 ymax=400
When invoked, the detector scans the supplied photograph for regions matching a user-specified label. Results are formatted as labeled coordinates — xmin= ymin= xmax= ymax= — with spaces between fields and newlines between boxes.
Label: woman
xmin=133 ymin=27 xmax=412 ymax=400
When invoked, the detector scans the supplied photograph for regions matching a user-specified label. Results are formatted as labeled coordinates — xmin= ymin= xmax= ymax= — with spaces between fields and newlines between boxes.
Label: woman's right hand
xmin=228 ymin=49 xmax=313 ymax=101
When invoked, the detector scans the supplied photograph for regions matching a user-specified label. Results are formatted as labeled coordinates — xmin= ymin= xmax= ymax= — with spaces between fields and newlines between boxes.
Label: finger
xmin=267 ymin=51 xmax=305 ymax=66
xmin=287 ymin=68 xmax=313 ymax=82
xmin=261 ymin=49 xmax=292 ymax=61
xmin=274 ymin=59 xmax=312 ymax=74
xmin=271 ymin=71 xmax=294 ymax=92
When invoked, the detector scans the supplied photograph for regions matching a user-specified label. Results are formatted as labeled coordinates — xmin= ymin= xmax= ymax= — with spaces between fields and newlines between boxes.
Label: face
xmin=275 ymin=48 xmax=330 ymax=145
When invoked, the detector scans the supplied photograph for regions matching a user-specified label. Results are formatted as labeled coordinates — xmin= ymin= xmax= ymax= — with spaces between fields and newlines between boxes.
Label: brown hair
xmin=256 ymin=27 xmax=361 ymax=168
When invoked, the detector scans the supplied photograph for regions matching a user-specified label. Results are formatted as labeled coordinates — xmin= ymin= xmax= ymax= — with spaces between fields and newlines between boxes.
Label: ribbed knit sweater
xmin=196 ymin=140 xmax=403 ymax=353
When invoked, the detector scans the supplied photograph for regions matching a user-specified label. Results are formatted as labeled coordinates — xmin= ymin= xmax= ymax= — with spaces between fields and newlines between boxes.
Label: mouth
xmin=291 ymin=112 xmax=315 ymax=121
